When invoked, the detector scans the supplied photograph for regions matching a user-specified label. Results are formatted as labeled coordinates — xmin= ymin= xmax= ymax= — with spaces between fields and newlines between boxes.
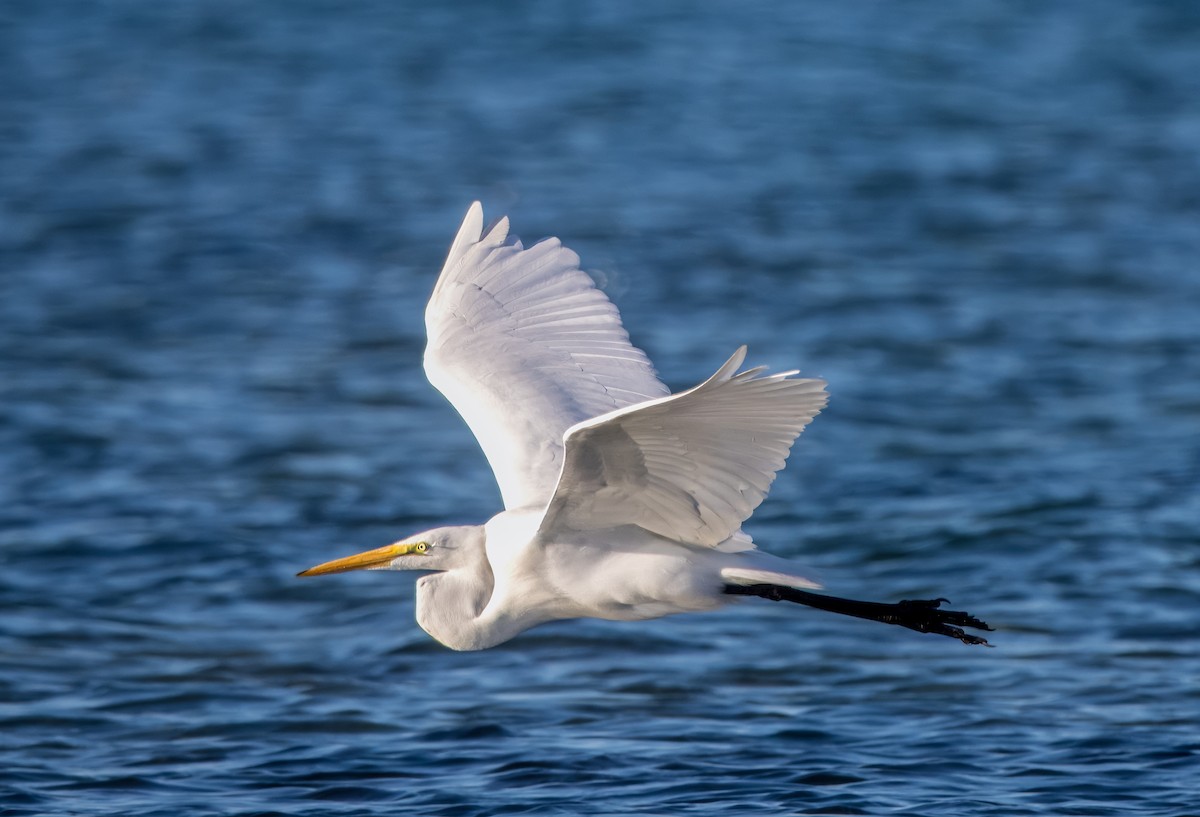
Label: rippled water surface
xmin=3 ymin=1 xmax=1199 ymax=815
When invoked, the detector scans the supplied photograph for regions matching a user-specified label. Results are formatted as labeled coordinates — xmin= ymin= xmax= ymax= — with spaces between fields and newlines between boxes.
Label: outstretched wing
xmin=424 ymin=202 xmax=669 ymax=511
xmin=538 ymin=347 xmax=827 ymax=549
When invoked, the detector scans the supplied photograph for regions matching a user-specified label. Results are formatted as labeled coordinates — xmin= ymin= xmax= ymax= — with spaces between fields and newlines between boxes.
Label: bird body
xmin=403 ymin=512 xmax=822 ymax=651
xmin=300 ymin=203 xmax=993 ymax=649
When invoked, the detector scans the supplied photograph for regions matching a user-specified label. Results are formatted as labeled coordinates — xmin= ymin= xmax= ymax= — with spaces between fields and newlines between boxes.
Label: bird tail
xmin=721 ymin=566 xmax=822 ymax=591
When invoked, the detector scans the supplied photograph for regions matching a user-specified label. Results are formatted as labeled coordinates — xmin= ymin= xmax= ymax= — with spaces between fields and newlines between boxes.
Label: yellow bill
xmin=297 ymin=541 xmax=425 ymax=577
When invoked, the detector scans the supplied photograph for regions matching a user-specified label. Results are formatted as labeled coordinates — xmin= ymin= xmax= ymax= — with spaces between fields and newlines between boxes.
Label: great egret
xmin=299 ymin=203 xmax=992 ymax=650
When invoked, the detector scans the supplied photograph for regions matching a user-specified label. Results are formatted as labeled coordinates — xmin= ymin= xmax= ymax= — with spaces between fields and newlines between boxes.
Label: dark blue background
xmin=2 ymin=2 xmax=1198 ymax=814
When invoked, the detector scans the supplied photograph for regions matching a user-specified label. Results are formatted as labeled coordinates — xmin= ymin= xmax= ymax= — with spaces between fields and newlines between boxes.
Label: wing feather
xmin=538 ymin=347 xmax=827 ymax=549
xmin=424 ymin=203 xmax=669 ymax=511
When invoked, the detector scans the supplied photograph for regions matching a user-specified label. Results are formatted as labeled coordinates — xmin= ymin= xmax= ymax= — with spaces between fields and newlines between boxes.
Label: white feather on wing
xmin=538 ymin=346 xmax=828 ymax=549
xmin=424 ymin=202 xmax=669 ymax=512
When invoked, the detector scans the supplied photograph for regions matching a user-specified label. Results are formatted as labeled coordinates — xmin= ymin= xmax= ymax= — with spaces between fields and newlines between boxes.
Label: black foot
xmin=723 ymin=584 xmax=994 ymax=646
xmin=889 ymin=598 xmax=993 ymax=646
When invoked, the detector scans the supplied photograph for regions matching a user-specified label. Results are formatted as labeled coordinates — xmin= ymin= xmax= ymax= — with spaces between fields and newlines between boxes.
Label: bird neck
xmin=413 ymin=575 xmax=484 ymax=651
xmin=412 ymin=526 xmax=518 ymax=651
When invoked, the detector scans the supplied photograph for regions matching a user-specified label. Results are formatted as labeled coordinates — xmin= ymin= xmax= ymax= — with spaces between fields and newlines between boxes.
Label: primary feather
xmin=424 ymin=202 xmax=668 ymax=511
xmin=539 ymin=346 xmax=827 ymax=548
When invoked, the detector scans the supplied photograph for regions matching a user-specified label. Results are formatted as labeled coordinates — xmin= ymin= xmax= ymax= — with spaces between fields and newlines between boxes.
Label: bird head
xmin=296 ymin=526 xmax=477 ymax=577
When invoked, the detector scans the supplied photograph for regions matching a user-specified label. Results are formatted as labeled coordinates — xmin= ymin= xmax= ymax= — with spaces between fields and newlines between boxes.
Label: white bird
xmin=299 ymin=203 xmax=991 ymax=650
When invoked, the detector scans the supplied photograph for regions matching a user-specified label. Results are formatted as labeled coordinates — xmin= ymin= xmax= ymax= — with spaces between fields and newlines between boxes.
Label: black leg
xmin=724 ymin=583 xmax=993 ymax=646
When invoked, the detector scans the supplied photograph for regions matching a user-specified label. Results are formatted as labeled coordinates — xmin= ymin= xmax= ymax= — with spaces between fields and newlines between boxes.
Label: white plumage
xmin=542 ymin=346 xmax=826 ymax=549
xmin=425 ymin=202 xmax=669 ymax=511
xmin=300 ymin=202 xmax=993 ymax=650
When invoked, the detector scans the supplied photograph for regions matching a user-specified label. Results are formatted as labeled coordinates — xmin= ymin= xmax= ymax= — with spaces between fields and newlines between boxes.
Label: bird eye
xmin=415 ymin=542 xmax=427 ymax=553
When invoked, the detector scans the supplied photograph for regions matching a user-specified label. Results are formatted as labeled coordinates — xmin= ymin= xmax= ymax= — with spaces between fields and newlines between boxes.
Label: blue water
xmin=3 ymin=1 xmax=1199 ymax=814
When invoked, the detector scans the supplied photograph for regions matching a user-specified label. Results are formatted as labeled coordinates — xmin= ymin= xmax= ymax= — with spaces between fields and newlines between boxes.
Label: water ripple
xmin=4 ymin=1 xmax=1200 ymax=815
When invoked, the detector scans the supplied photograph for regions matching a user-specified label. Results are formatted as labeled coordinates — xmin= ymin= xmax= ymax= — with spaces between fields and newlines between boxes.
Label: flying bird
xmin=299 ymin=203 xmax=992 ymax=650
